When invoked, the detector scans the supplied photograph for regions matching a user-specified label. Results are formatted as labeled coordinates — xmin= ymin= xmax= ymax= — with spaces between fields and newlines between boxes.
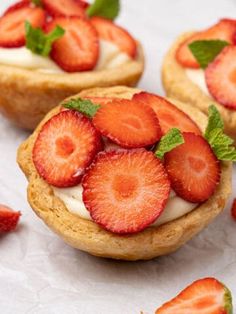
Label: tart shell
xmin=162 ymin=32 xmax=236 ymax=142
xmin=17 ymin=86 xmax=232 ymax=261
xmin=0 ymin=43 xmax=144 ymax=130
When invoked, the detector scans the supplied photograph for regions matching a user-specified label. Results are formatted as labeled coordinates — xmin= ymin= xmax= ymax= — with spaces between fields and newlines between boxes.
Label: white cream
xmin=185 ymin=69 xmax=211 ymax=97
xmin=53 ymin=186 xmax=197 ymax=227
xmin=0 ymin=40 xmax=131 ymax=74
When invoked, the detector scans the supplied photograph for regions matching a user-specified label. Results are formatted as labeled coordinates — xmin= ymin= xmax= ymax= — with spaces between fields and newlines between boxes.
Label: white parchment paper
xmin=0 ymin=0 xmax=235 ymax=313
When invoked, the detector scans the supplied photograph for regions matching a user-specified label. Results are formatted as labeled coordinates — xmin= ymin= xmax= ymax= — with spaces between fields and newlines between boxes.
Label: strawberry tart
xmin=0 ymin=0 xmax=144 ymax=130
xmin=17 ymin=86 xmax=232 ymax=260
xmin=162 ymin=19 xmax=236 ymax=142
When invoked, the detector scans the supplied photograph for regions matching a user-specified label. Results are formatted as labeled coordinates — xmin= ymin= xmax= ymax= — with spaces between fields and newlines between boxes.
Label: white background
xmin=0 ymin=0 xmax=236 ymax=313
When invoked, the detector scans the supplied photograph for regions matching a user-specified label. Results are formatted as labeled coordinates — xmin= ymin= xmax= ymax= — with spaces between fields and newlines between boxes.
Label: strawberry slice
xmin=82 ymin=149 xmax=170 ymax=234
xmin=33 ymin=110 xmax=102 ymax=187
xmin=0 ymin=2 xmax=46 ymax=48
xmin=231 ymin=198 xmax=236 ymax=221
xmin=155 ymin=277 xmax=232 ymax=314
xmin=132 ymin=92 xmax=201 ymax=135
xmin=90 ymin=17 xmax=137 ymax=58
xmin=164 ymin=132 xmax=220 ymax=203
xmin=176 ymin=19 xmax=236 ymax=68
xmin=45 ymin=17 xmax=99 ymax=72
xmin=42 ymin=0 xmax=86 ymax=18
xmin=3 ymin=0 xmax=30 ymax=15
xmin=205 ymin=46 xmax=236 ymax=109
xmin=92 ymin=98 xmax=162 ymax=148
xmin=0 ymin=205 xmax=21 ymax=233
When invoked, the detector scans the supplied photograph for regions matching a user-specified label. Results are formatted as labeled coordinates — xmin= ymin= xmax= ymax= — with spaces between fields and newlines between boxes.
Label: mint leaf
xmin=64 ymin=98 xmax=101 ymax=118
xmin=25 ymin=21 xmax=65 ymax=57
xmin=32 ymin=0 xmax=42 ymax=6
xmin=155 ymin=128 xmax=184 ymax=159
xmin=87 ymin=0 xmax=120 ymax=20
xmin=189 ymin=40 xmax=229 ymax=69
xmin=205 ymin=105 xmax=236 ymax=161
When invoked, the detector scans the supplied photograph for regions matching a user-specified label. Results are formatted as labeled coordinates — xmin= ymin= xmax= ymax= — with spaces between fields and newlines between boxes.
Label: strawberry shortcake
xmin=17 ymin=86 xmax=233 ymax=260
xmin=162 ymin=19 xmax=236 ymax=141
xmin=0 ymin=0 xmax=144 ymax=129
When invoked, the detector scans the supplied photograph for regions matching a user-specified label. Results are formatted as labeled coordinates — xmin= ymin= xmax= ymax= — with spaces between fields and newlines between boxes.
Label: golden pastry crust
xmin=17 ymin=86 xmax=232 ymax=261
xmin=162 ymin=32 xmax=236 ymax=141
xmin=0 ymin=43 xmax=144 ymax=130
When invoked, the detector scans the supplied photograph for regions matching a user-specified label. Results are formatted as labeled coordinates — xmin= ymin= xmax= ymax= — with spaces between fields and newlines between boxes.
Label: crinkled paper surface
xmin=0 ymin=0 xmax=235 ymax=313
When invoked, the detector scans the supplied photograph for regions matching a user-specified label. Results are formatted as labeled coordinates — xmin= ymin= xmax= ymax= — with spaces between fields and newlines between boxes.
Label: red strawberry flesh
xmin=0 ymin=204 xmax=21 ymax=233
xmin=82 ymin=149 xmax=171 ymax=234
xmin=165 ymin=132 xmax=220 ymax=203
xmin=42 ymin=0 xmax=86 ymax=18
xmin=33 ymin=110 xmax=102 ymax=187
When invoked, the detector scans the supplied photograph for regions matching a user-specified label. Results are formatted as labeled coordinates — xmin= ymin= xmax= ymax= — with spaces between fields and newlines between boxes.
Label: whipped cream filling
xmin=53 ymin=186 xmax=197 ymax=227
xmin=0 ymin=40 xmax=131 ymax=74
xmin=185 ymin=69 xmax=211 ymax=97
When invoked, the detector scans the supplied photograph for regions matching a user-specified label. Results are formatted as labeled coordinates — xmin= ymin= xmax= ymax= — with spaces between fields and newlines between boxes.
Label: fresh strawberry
xmin=42 ymin=0 xmax=86 ymax=18
xmin=33 ymin=110 xmax=102 ymax=187
xmin=0 ymin=2 xmax=46 ymax=48
xmin=132 ymin=92 xmax=201 ymax=135
xmin=155 ymin=277 xmax=233 ymax=314
xmin=176 ymin=19 xmax=236 ymax=68
xmin=90 ymin=17 xmax=137 ymax=58
xmin=164 ymin=132 xmax=220 ymax=203
xmin=205 ymin=46 xmax=236 ymax=109
xmin=231 ymin=198 xmax=236 ymax=221
xmin=3 ymin=0 xmax=30 ymax=15
xmin=82 ymin=149 xmax=170 ymax=234
xmin=45 ymin=17 xmax=99 ymax=72
xmin=92 ymin=98 xmax=162 ymax=148
xmin=0 ymin=205 xmax=21 ymax=233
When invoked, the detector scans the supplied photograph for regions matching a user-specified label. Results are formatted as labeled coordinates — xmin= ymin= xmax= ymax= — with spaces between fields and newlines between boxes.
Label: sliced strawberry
xmin=176 ymin=19 xmax=236 ymax=68
xmin=3 ymin=0 xmax=30 ymax=15
xmin=132 ymin=92 xmax=201 ymax=135
xmin=205 ymin=46 xmax=236 ymax=109
xmin=155 ymin=277 xmax=232 ymax=314
xmin=164 ymin=132 xmax=220 ymax=203
xmin=231 ymin=198 xmax=236 ymax=221
xmin=45 ymin=17 xmax=99 ymax=72
xmin=90 ymin=17 xmax=137 ymax=58
xmin=92 ymin=98 xmax=162 ymax=148
xmin=33 ymin=110 xmax=102 ymax=187
xmin=42 ymin=0 xmax=86 ymax=18
xmin=82 ymin=149 xmax=170 ymax=234
xmin=0 ymin=205 xmax=21 ymax=233
xmin=0 ymin=2 xmax=46 ymax=48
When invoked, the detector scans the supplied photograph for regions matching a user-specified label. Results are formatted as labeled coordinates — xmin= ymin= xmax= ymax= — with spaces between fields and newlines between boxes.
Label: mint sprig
xmin=87 ymin=0 xmax=120 ymax=20
xmin=188 ymin=40 xmax=229 ymax=69
xmin=64 ymin=98 xmax=101 ymax=118
xmin=205 ymin=105 xmax=236 ymax=161
xmin=25 ymin=21 xmax=65 ymax=57
xmin=155 ymin=128 xmax=184 ymax=159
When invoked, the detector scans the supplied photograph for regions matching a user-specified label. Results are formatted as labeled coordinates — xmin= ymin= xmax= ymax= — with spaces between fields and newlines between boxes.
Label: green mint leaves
xmin=87 ymin=0 xmax=120 ymax=20
xmin=64 ymin=98 xmax=101 ymax=118
xmin=205 ymin=105 xmax=236 ymax=161
xmin=32 ymin=0 xmax=42 ymax=6
xmin=155 ymin=128 xmax=184 ymax=159
xmin=188 ymin=40 xmax=229 ymax=69
xmin=25 ymin=21 xmax=65 ymax=57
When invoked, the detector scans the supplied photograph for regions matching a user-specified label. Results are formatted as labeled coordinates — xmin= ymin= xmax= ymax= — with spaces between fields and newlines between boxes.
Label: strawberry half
xmin=155 ymin=277 xmax=233 ymax=314
xmin=92 ymin=98 xmax=162 ymax=148
xmin=45 ymin=17 xmax=99 ymax=72
xmin=0 ymin=2 xmax=46 ymax=48
xmin=33 ymin=110 xmax=102 ymax=187
xmin=132 ymin=92 xmax=201 ymax=135
xmin=205 ymin=46 xmax=236 ymax=109
xmin=82 ymin=149 xmax=170 ymax=234
xmin=176 ymin=19 xmax=236 ymax=68
xmin=0 ymin=204 xmax=21 ymax=233
xmin=42 ymin=0 xmax=86 ymax=18
xmin=90 ymin=17 xmax=137 ymax=58
xmin=231 ymin=198 xmax=236 ymax=221
xmin=165 ymin=132 xmax=220 ymax=203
